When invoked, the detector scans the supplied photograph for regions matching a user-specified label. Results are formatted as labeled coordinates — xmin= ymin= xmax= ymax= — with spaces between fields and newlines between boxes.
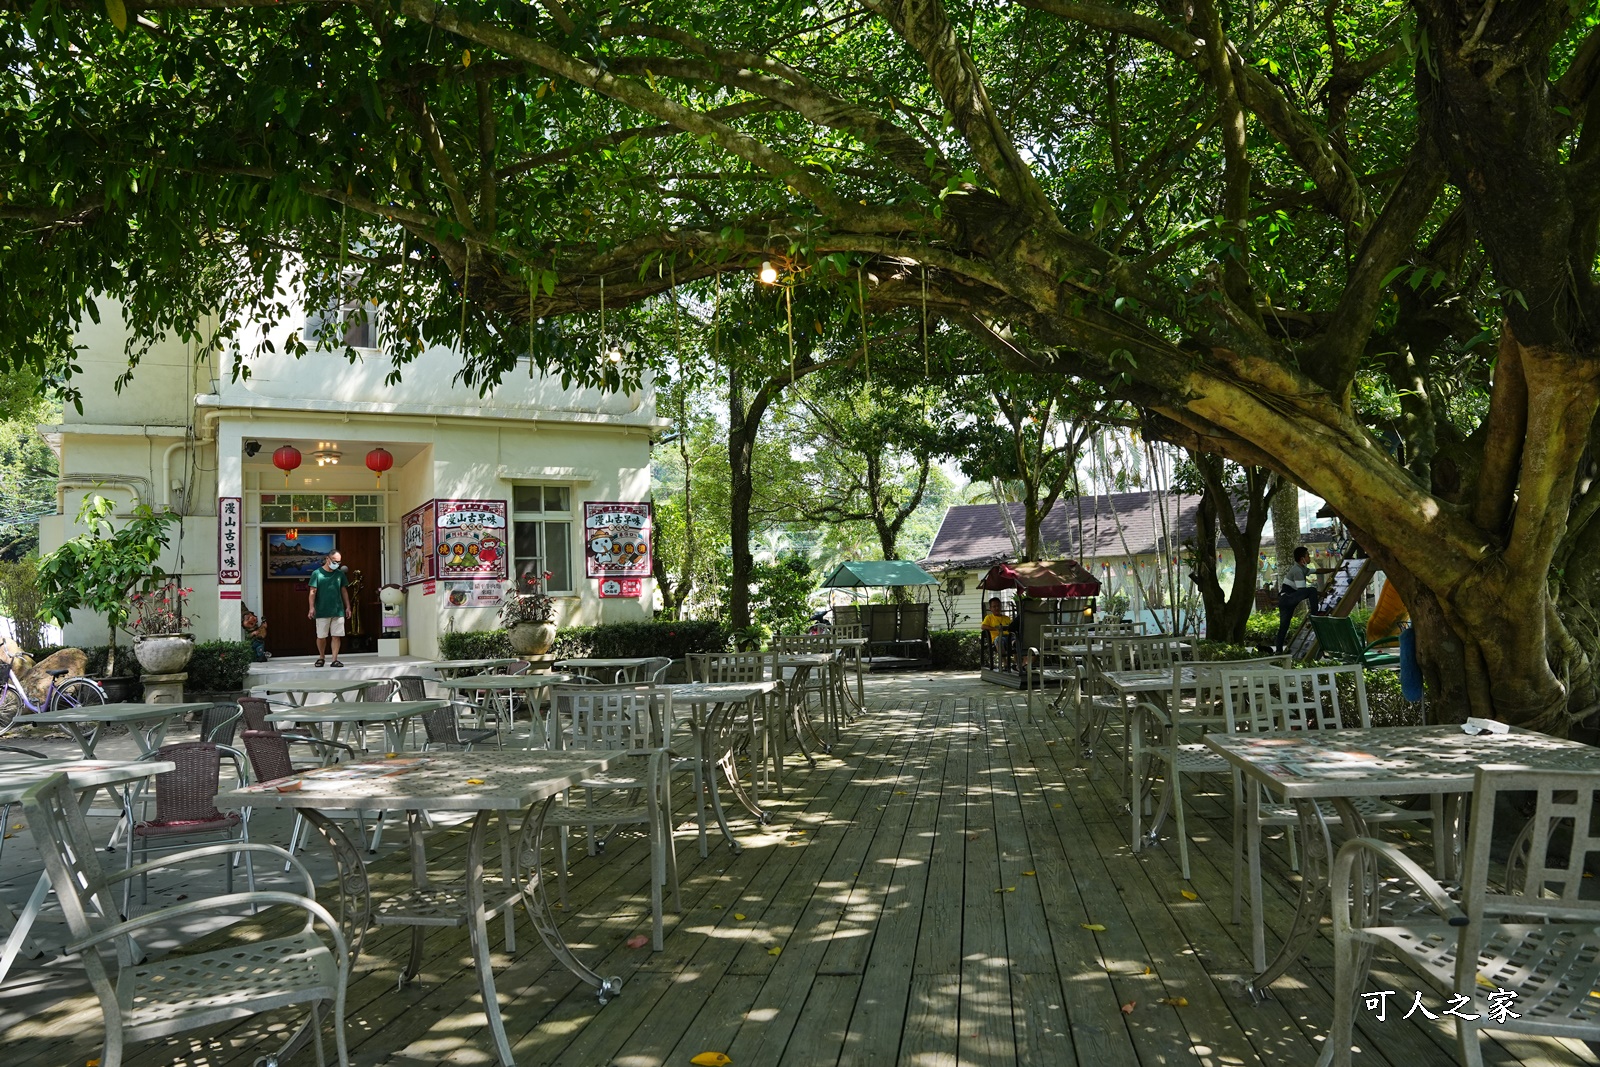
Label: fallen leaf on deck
xmin=966 ymin=832 xmax=980 ymax=841
xmin=767 ymin=945 xmax=782 ymax=956
xmin=690 ymin=1053 xmax=732 ymax=1066
xmin=1143 ymin=966 xmax=1152 ymax=975
xmin=1052 ymin=803 xmax=1063 ymax=808
xmin=1120 ymin=1001 xmax=1136 ymax=1014
xmin=385 ymin=752 xmax=399 ymax=759
xmin=626 ymin=935 xmax=649 ymax=949
xmin=1158 ymin=997 xmax=1188 ymax=1007
xmin=1081 ymin=923 xmax=1106 ymax=931
xmin=1400 ymin=831 xmax=1412 ymax=840
xmin=995 ymin=886 xmax=1015 ymax=893
xmin=712 ymin=904 xmax=723 ymax=909
xmin=1476 ymin=974 xmax=1496 ymax=989
xmin=734 ymin=913 xmax=747 ymax=921
xmin=87 ymin=1059 xmax=101 ymax=1067
xmin=1180 ymin=889 xmax=1199 ymax=901
xmin=1022 ymin=870 xmax=1036 ymax=877
xmin=895 ymin=791 xmax=909 ymax=795
xmin=465 ymin=778 xmax=485 ymax=785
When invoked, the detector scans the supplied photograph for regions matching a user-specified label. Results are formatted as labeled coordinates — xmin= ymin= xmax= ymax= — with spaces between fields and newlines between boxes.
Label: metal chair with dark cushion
xmin=124 ymin=741 xmax=252 ymax=910
xmin=419 ymin=704 xmax=499 ymax=751
xmin=197 ymin=704 xmax=243 ymax=745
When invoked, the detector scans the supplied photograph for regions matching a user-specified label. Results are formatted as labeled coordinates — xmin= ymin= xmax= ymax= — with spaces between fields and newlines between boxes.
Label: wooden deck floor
xmin=3 ymin=673 xmax=1596 ymax=1065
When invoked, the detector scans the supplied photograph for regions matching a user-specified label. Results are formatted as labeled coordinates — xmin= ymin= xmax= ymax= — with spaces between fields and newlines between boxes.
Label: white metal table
xmin=830 ymin=636 xmax=868 ymax=710
xmin=219 ymin=750 xmax=618 ymax=1067
xmin=422 ymin=658 xmax=522 ymax=679
xmin=437 ymin=674 xmax=578 ymax=746
xmin=0 ymin=758 xmax=174 ymax=986
xmin=19 ymin=702 xmax=211 ymax=758
xmin=776 ymin=651 xmax=844 ymax=748
xmin=553 ymin=657 xmax=659 ymax=683
xmin=662 ymin=681 xmax=779 ymax=853
xmin=254 ymin=677 xmax=388 ymax=707
xmin=1094 ymin=666 xmax=1201 ymax=796
xmin=1204 ymin=724 xmax=1600 ymax=996
xmin=266 ymin=700 xmax=448 ymax=753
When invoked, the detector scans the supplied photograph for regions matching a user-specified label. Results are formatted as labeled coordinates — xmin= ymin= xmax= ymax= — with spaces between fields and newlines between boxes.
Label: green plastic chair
xmin=1308 ymin=615 xmax=1400 ymax=667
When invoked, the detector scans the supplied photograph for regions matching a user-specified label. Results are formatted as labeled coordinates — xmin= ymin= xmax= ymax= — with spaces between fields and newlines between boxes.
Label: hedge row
xmin=929 ymin=629 xmax=985 ymax=670
xmin=439 ymin=620 xmax=732 ymax=662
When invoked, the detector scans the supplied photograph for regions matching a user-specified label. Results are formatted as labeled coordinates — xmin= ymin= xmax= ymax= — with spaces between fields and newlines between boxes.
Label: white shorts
xmin=315 ymin=615 xmax=346 ymax=638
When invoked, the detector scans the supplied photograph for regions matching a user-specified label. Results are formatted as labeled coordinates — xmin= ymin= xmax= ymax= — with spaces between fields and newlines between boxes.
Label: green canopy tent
xmin=819 ymin=560 xmax=939 ymax=590
xmin=819 ymin=560 xmax=937 ymax=660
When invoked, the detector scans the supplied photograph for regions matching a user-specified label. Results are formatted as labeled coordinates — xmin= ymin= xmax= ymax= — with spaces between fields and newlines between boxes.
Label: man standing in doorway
xmin=308 ymin=551 xmax=352 ymax=667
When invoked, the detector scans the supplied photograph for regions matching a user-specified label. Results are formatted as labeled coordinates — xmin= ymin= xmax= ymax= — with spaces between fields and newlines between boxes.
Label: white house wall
xmin=44 ymin=298 xmax=663 ymax=658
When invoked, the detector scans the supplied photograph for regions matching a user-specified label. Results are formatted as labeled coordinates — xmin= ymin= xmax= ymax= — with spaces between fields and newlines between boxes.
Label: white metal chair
xmin=1321 ymin=765 xmax=1600 ymax=1066
xmin=1133 ymin=655 xmax=1290 ymax=879
xmin=545 ymin=685 xmax=680 ymax=949
xmin=22 ymin=771 xmax=351 ymax=1067
xmin=1223 ymin=664 xmax=1445 ymax=971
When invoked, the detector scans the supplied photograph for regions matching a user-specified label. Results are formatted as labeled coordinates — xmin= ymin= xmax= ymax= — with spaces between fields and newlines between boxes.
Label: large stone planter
xmin=133 ymin=634 xmax=194 ymax=674
xmin=507 ymin=622 xmax=556 ymax=656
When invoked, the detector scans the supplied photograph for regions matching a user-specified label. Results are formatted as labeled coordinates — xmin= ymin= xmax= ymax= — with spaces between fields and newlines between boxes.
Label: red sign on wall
xmin=598 ymin=577 xmax=643 ymax=599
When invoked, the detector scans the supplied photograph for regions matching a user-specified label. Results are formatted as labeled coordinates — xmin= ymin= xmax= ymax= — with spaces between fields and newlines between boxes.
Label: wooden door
xmin=260 ymin=528 xmax=383 ymax=656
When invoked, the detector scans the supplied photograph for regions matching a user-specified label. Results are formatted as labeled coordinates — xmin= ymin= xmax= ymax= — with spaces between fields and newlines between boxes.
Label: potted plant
xmin=38 ymin=495 xmax=179 ymax=679
xmin=501 ymin=572 xmax=557 ymax=655
xmin=127 ymin=580 xmax=196 ymax=673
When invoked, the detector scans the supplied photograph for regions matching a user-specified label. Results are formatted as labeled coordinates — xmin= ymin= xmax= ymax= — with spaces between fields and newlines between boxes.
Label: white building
xmin=39 ymin=301 xmax=664 ymax=658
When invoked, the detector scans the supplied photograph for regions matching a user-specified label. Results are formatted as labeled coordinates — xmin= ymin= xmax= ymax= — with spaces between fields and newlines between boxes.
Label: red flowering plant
xmin=127 ymin=580 xmax=195 ymax=636
xmin=500 ymin=571 xmax=556 ymax=626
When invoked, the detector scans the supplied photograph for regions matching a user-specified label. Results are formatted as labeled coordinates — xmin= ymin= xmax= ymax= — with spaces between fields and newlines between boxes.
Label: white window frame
xmin=511 ymin=484 xmax=574 ymax=594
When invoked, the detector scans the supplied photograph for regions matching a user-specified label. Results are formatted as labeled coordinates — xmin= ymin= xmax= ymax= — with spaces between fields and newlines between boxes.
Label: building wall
xmin=43 ymin=299 xmax=662 ymax=658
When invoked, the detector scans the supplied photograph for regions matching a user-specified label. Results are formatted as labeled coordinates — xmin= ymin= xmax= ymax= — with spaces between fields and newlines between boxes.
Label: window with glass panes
xmin=512 ymin=485 xmax=573 ymax=593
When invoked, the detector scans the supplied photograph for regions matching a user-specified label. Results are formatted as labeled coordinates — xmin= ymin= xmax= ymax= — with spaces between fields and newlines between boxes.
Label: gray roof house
xmin=922 ymin=494 xmax=1209 ymax=570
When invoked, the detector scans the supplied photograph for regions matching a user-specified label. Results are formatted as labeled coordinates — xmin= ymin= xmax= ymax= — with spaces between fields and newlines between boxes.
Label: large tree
xmin=6 ymin=1 xmax=1600 ymax=729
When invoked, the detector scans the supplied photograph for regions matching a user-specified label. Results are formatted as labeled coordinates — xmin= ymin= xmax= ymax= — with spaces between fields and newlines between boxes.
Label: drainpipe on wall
xmin=56 ymin=475 xmax=152 ymax=513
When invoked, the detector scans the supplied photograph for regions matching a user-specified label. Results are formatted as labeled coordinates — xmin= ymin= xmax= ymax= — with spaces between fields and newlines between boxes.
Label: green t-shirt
xmin=308 ymin=566 xmax=349 ymax=618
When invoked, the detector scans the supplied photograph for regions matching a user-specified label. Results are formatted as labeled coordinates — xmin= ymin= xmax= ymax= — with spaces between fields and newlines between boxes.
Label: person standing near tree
xmin=307 ymin=551 xmax=351 ymax=667
xmin=1275 ymin=545 xmax=1335 ymax=653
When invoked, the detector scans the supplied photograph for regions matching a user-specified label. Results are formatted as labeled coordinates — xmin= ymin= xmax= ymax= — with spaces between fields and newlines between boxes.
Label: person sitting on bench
xmin=981 ymin=597 xmax=1015 ymax=669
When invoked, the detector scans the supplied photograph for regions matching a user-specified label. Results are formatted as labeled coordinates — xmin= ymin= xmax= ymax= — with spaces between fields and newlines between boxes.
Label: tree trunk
xmin=1185 ymin=453 xmax=1271 ymax=643
xmin=1270 ymin=481 xmax=1298 ymax=581
xmin=728 ymin=367 xmax=755 ymax=630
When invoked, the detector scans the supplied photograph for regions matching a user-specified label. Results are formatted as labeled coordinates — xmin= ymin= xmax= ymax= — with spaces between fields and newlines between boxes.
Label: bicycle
xmin=0 ymin=652 xmax=108 ymax=736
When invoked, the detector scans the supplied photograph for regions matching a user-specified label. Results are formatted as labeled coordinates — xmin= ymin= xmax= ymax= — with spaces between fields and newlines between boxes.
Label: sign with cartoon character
xmin=584 ymin=502 xmax=652 ymax=579
xmin=434 ymin=499 xmax=509 ymax=581
xmin=598 ymin=577 xmax=643 ymax=598
xmin=401 ymin=500 xmax=437 ymax=586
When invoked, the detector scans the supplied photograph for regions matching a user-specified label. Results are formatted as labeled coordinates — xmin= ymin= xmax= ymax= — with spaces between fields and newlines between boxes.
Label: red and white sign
xmin=220 ymin=589 xmax=243 ymax=601
xmin=218 ymin=496 xmax=243 ymax=586
xmin=584 ymin=502 xmax=653 ymax=579
xmin=435 ymin=499 xmax=508 ymax=581
xmin=598 ymin=577 xmax=643 ymax=599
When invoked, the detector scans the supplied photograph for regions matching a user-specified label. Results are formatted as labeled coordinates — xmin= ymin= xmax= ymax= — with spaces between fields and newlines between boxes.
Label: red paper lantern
xmin=272 ymin=444 xmax=302 ymax=486
xmin=365 ymin=446 xmax=394 ymax=487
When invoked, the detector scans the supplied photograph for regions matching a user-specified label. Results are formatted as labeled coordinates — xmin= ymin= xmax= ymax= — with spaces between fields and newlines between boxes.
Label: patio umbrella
xmin=977 ymin=559 xmax=1101 ymax=598
xmin=819 ymin=560 xmax=939 ymax=588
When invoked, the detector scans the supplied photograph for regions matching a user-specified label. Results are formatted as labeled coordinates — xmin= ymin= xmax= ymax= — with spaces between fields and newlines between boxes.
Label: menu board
xmin=435 ymin=499 xmax=509 ymax=581
xmin=401 ymin=500 xmax=436 ymax=586
xmin=584 ymin=502 xmax=653 ymax=578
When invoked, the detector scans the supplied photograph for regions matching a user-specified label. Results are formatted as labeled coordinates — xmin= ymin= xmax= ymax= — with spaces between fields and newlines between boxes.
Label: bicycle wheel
xmin=0 ymin=687 xmax=22 ymax=733
xmin=50 ymin=677 xmax=107 ymax=712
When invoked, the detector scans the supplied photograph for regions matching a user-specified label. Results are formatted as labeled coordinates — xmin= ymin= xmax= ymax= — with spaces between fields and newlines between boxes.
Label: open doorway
xmin=259 ymin=527 xmax=382 ymax=656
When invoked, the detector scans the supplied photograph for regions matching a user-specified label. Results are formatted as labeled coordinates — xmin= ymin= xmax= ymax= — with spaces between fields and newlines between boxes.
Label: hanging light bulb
xmin=759 ymin=261 xmax=778 ymax=285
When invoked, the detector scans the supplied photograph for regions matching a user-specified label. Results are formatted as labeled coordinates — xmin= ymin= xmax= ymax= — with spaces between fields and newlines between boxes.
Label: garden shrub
xmin=750 ymin=556 xmax=815 ymax=635
xmin=930 ymin=629 xmax=983 ymax=669
xmin=439 ymin=619 xmax=731 ymax=662
xmin=187 ymin=641 xmax=254 ymax=693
